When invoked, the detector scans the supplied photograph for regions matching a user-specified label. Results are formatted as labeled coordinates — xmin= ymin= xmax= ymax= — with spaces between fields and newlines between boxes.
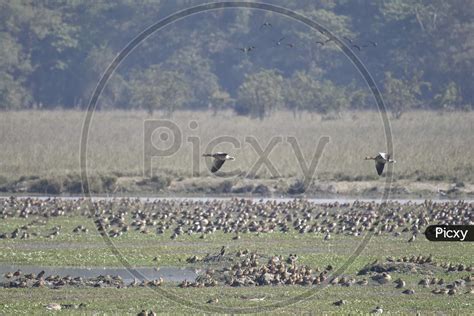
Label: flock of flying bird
xmin=211 ymin=21 xmax=386 ymax=176
xmin=238 ymin=21 xmax=378 ymax=54
xmin=203 ymin=152 xmax=395 ymax=176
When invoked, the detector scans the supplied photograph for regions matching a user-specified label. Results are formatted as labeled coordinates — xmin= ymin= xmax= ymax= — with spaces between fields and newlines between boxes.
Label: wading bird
xmin=365 ymin=152 xmax=396 ymax=175
xmin=203 ymin=152 xmax=235 ymax=173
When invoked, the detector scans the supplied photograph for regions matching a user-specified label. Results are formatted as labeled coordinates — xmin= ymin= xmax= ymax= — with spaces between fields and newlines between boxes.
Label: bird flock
xmin=210 ymin=21 xmax=384 ymax=175
xmin=1 ymin=197 xmax=472 ymax=313
xmin=1 ymin=197 xmax=471 ymax=242
xmin=204 ymin=151 xmax=394 ymax=174
xmin=236 ymin=21 xmax=378 ymax=54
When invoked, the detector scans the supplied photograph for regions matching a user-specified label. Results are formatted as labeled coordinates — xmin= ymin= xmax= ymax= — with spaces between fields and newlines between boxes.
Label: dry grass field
xmin=0 ymin=110 xmax=472 ymax=195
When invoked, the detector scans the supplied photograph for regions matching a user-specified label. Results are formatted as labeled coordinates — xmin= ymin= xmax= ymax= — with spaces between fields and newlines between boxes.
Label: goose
xmin=275 ymin=37 xmax=285 ymax=46
xmin=363 ymin=40 xmax=377 ymax=47
xmin=203 ymin=152 xmax=235 ymax=173
xmin=238 ymin=46 xmax=255 ymax=53
xmin=45 ymin=303 xmax=61 ymax=311
xmin=365 ymin=152 xmax=396 ymax=175
xmin=371 ymin=306 xmax=383 ymax=314
xmin=260 ymin=22 xmax=272 ymax=30
xmin=343 ymin=36 xmax=354 ymax=44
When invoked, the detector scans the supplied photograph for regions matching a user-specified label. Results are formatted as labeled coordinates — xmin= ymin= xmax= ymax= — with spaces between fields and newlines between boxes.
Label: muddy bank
xmin=1 ymin=174 xmax=473 ymax=198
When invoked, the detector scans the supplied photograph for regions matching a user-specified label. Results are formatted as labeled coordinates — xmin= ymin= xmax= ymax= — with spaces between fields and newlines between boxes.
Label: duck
xmin=202 ymin=152 xmax=235 ymax=173
xmin=365 ymin=152 xmax=396 ymax=175
xmin=371 ymin=306 xmax=383 ymax=314
xmin=363 ymin=40 xmax=378 ymax=47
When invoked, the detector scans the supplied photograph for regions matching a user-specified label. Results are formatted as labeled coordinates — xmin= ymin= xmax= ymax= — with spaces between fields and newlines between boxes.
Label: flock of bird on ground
xmin=1 ymin=197 xmax=471 ymax=243
xmin=0 ymin=196 xmax=472 ymax=312
xmin=237 ymin=21 xmax=378 ymax=54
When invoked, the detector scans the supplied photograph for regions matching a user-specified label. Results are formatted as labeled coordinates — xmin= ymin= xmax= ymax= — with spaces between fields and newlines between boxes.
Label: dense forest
xmin=0 ymin=0 xmax=472 ymax=118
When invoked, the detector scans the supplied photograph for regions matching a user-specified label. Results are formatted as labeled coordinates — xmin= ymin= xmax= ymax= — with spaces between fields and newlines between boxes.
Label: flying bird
xmin=286 ymin=43 xmax=295 ymax=48
xmin=363 ymin=40 xmax=378 ymax=47
xmin=343 ymin=36 xmax=354 ymax=44
xmin=203 ymin=152 xmax=235 ymax=173
xmin=275 ymin=37 xmax=285 ymax=46
xmin=238 ymin=46 xmax=256 ymax=53
xmin=365 ymin=152 xmax=396 ymax=175
xmin=260 ymin=22 xmax=272 ymax=30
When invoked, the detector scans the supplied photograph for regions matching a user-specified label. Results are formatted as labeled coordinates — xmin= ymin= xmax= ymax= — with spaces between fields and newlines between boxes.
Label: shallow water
xmin=0 ymin=265 xmax=197 ymax=283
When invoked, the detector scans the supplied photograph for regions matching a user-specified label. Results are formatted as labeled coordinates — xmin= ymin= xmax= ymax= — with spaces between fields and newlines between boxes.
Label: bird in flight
xmin=352 ymin=44 xmax=361 ymax=51
xmin=275 ymin=37 xmax=285 ymax=46
xmin=286 ymin=43 xmax=295 ymax=48
xmin=260 ymin=22 xmax=272 ymax=30
xmin=316 ymin=38 xmax=332 ymax=46
xmin=363 ymin=40 xmax=378 ymax=47
xmin=203 ymin=152 xmax=235 ymax=173
xmin=365 ymin=152 xmax=396 ymax=175
xmin=343 ymin=36 xmax=354 ymax=44
xmin=238 ymin=46 xmax=256 ymax=53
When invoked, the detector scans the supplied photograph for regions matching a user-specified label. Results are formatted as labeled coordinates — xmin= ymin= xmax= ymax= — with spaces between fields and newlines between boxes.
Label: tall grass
xmin=0 ymin=110 xmax=472 ymax=183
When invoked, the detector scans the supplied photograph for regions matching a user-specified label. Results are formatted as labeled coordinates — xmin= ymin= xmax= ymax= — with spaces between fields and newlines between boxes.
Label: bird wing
xmin=211 ymin=159 xmax=226 ymax=173
xmin=375 ymin=162 xmax=385 ymax=175
xmin=214 ymin=152 xmax=228 ymax=159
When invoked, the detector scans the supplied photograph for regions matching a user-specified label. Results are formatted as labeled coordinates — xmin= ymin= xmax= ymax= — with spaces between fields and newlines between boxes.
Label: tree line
xmin=0 ymin=1 xmax=472 ymax=118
